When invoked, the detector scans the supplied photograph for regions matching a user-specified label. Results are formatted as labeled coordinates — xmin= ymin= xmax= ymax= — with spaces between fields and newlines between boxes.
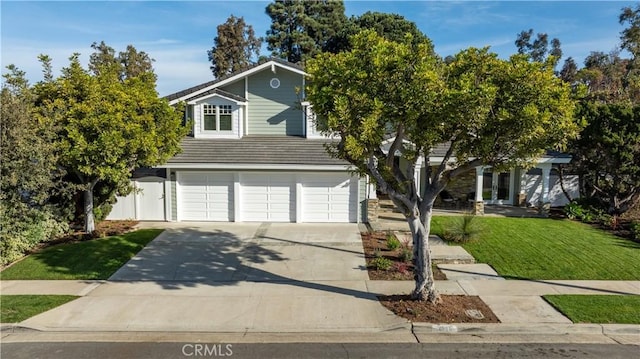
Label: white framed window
xmin=202 ymin=104 xmax=233 ymax=132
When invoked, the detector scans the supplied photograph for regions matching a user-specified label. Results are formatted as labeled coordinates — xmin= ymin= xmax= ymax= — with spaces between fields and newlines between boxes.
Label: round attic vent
xmin=270 ymin=78 xmax=280 ymax=89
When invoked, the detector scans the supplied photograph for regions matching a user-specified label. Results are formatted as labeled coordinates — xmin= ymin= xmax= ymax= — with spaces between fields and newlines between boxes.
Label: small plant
xmin=564 ymin=202 xmax=585 ymax=220
xmin=443 ymin=213 xmax=484 ymax=243
xmin=392 ymin=261 xmax=410 ymax=275
xmin=373 ymin=248 xmax=383 ymax=258
xmin=371 ymin=256 xmax=393 ymax=271
xmin=399 ymin=247 xmax=413 ymax=263
xmin=632 ymin=221 xmax=640 ymax=241
xmin=386 ymin=232 xmax=401 ymax=250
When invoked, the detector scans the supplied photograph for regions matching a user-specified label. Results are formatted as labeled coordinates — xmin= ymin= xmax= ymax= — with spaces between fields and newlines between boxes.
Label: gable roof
xmin=165 ymin=58 xmax=306 ymax=105
xmin=184 ymin=88 xmax=246 ymax=104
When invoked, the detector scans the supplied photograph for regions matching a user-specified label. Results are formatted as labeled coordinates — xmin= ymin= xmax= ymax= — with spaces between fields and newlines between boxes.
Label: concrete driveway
xmin=22 ymin=223 xmax=407 ymax=332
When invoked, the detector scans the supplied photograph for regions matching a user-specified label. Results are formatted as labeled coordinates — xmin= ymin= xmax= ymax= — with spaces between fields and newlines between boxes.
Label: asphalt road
xmin=2 ymin=342 xmax=639 ymax=359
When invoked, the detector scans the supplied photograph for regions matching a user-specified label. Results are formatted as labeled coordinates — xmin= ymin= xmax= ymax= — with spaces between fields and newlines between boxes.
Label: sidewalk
xmin=2 ymin=235 xmax=639 ymax=344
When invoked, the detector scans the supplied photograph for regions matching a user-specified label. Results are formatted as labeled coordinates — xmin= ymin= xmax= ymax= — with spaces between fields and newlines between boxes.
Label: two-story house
xmin=108 ymin=59 xmax=367 ymax=223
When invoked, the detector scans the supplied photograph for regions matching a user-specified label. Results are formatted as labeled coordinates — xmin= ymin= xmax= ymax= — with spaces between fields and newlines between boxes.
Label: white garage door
xmin=178 ymin=172 xmax=233 ymax=221
xmin=241 ymin=173 xmax=293 ymax=222
xmin=301 ymin=173 xmax=355 ymax=222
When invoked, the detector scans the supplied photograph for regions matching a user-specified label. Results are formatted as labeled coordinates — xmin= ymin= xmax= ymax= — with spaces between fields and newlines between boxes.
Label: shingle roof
xmin=167 ymin=136 xmax=348 ymax=166
xmin=164 ymin=58 xmax=305 ymax=102
xmin=182 ymin=88 xmax=246 ymax=103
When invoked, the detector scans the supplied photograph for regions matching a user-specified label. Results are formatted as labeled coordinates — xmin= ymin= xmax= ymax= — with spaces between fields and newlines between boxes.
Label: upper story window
xmin=203 ymin=104 xmax=233 ymax=132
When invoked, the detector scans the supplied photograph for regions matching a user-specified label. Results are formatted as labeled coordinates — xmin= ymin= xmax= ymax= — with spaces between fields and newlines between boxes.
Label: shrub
xmin=392 ymin=261 xmax=410 ymax=275
xmin=0 ymin=209 xmax=69 ymax=266
xmin=443 ymin=213 xmax=484 ymax=243
xmin=399 ymin=247 xmax=413 ymax=263
xmin=371 ymin=257 xmax=393 ymax=271
xmin=564 ymin=201 xmax=586 ymax=220
xmin=632 ymin=221 xmax=640 ymax=241
xmin=386 ymin=232 xmax=401 ymax=250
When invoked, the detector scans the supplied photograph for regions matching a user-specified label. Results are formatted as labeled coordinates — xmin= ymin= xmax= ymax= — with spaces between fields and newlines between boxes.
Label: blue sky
xmin=1 ymin=1 xmax=635 ymax=96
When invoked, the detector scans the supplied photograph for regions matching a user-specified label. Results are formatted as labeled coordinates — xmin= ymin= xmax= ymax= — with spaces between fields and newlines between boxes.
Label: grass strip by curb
xmin=1 ymin=295 xmax=79 ymax=323
xmin=543 ymin=295 xmax=640 ymax=324
xmin=1 ymin=229 xmax=162 ymax=280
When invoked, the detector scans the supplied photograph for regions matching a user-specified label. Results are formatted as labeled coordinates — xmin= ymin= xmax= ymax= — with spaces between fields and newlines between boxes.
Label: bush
xmin=0 ymin=209 xmax=69 ymax=266
xmin=386 ymin=232 xmax=401 ymax=250
xmin=392 ymin=261 xmax=410 ymax=275
xmin=443 ymin=213 xmax=484 ymax=243
xmin=371 ymin=256 xmax=393 ymax=271
xmin=399 ymin=247 xmax=413 ymax=263
xmin=632 ymin=221 xmax=640 ymax=241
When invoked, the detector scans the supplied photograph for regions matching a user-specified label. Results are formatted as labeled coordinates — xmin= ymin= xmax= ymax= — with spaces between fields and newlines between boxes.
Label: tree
xmin=306 ymin=31 xmax=578 ymax=303
xmin=559 ymin=57 xmax=578 ymax=83
xmin=33 ymin=44 xmax=189 ymax=233
xmin=208 ymin=15 xmax=261 ymax=78
xmin=324 ymin=11 xmax=431 ymax=54
xmin=570 ymin=103 xmax=640 ymax=214
xmin=515 ymin=28 xmax=562 ymax=67
xmin=0 ymin=66 xmax=69 ymax=264
xmin=265 ymin=0 xmax=346 ymax=63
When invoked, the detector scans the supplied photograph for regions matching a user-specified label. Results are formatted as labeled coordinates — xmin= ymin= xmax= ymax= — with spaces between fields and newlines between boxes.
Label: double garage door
xmin=177 ymin=172 xmax=357 ymax=222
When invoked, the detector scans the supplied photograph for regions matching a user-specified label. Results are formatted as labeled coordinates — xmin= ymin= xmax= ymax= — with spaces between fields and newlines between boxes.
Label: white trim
xmin=186 ymin=92 xmax=247 ymax=105
xmin=295 ymin=180 xmax=303 ymax=223
xmin=158 ymin=163 xmax=353 ymax=171
xmin=164 ymin=168 xmax=171 ymax=221
xmin=245 ymin=77 xmax=249 ymax=136
xmin=168 ymin=61 xmax=307 ymax=105
xmin=233 ymin=173 xmax=241 ymax=222
xmin=175 ymin=171 xmax=182 ymax=221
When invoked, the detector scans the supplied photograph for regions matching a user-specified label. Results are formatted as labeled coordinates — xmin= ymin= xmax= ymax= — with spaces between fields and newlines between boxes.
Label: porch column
xmin=474 ymin=166 xmax=485 ymax=215
xmin=414 ymin=157 xmax=423 ymax=197
xmin=539 ymin=163 xmax=552 ymax=215
xmin=518 ymin=169 xmax=528 ymax=207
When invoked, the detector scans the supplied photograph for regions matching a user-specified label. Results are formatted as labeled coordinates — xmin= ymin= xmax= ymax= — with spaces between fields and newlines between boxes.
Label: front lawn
xmin=543 ymin=295 xmax=640 ymax=324
xmin=430 ymin=217 xmax=640 ymax=280
xmin=1 ymin=295 xmax=78 ymax=323
xmin=0 ymin=229 xmax=162 ymax=280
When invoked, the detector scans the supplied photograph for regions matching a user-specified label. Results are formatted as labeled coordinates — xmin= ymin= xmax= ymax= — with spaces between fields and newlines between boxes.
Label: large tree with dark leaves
xmin=208 ymin=15 xmax=261 ymax=78
xmin=324 ymin=11 xmax=430 ymax=54
xmin=572 ymin=103 xmax=640 ymax=214
xmin=265 ymin=0 xmax=346 ymax=63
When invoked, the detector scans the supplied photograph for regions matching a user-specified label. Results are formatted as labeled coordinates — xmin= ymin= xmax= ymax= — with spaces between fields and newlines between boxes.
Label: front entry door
xmin=482 ymin=169 xmax=513 ymax=205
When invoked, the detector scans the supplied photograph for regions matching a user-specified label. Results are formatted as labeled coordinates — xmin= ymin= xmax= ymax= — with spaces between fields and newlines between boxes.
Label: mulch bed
xmin=379 ymin=294 xmax=500 ymax=323
xmin=361 ymin=231 xmax=447 ymax=280
xmin=29 ymin=220 xmax=139 ymax=252
xmin=363 ymin=231 xmax=500 ymax=323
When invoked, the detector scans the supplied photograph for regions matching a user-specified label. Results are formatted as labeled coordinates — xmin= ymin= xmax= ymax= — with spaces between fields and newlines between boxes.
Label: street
xmin=2 ymin=342 xmax=639 ymax=359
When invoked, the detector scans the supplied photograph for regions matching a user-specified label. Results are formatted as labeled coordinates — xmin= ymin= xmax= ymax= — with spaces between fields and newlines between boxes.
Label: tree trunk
xmin=408 ymin=206 xmax=440 ymax=304
xmin=84 ymin=179 xmax=98 ymax=233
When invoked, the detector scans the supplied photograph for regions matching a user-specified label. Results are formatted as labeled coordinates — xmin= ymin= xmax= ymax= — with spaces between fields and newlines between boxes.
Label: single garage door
xmin=107 ymin=176 xmax=165 ymax=221
xmin=241 ymin=173 xmax=293 ymax=222
xmin=301 ymin=173 xmax=355 ymax=222
xmin=178 ymin=172 xmax=233 ymax=221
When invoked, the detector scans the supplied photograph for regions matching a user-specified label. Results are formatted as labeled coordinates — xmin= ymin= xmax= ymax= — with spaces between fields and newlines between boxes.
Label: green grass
xmin=543 ymin=295 xmax=640 ymax=324
xmin=1 ymin=295 xmax=79 ymax=323
xmin=0 ymin=229 xmax=162 ymax=280
xmin=430 ymin=217 xmax=640 ymax=280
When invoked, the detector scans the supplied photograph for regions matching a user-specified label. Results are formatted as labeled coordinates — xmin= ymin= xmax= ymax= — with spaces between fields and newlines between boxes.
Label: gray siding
xmin=247 ymin=69 xmax=303 ymax=136
xmin=219 ymin=80 xmax=245 ymax=98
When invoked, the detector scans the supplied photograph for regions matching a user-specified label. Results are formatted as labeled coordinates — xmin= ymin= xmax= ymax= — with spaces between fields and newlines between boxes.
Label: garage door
xmin=241 ymin=173 xmax=293 ymax=222
xmin=107 ymin=176 xmax=165 ymax=221
xmin=301 ymin=173 xmax=355 ymax=222
xmin=178 ymin=172 xmax=233 ymax=221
